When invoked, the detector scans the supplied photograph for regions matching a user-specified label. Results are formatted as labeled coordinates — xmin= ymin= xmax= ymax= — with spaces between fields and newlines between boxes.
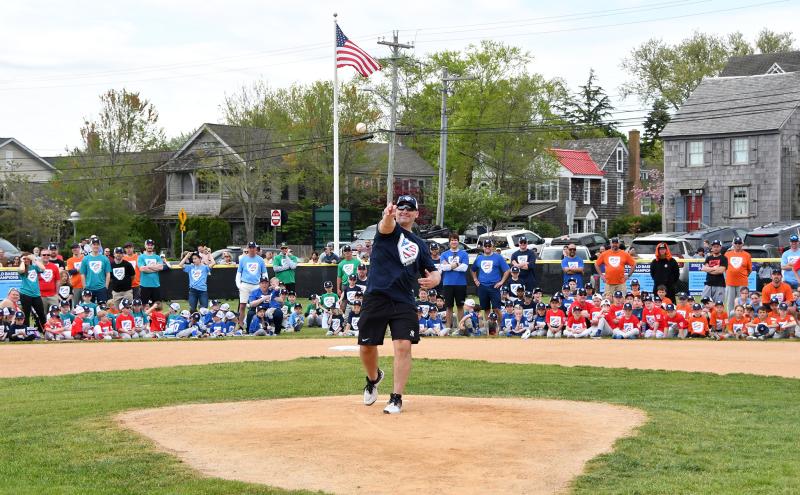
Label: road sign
xmin=271 ymin=209 xmax=282 ymax=227
xmin=178 ymin=208 xmax=187 ymax=229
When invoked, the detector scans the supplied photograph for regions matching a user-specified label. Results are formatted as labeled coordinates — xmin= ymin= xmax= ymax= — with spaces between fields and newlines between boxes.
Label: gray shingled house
xmin=661 ymin=54 xmax=800 ymax=232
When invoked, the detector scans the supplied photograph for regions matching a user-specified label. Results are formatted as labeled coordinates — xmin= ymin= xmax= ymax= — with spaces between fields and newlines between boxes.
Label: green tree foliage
xmin=609 ymin=213 xmax=662 ymax=237
xmin=529 ymin=218 xmax=561 ymax=239
xmin=173 ymin=217 xmax=231 ymax=253
xmin=559 ymin=69 xmax=623 ymax=140
xmin=621 ymin=29 xmax=797 ymax=109
xmin=444 ymin=186 xmax=515 ymax=233
xmin=382 ymin=41 xmax=567 ymax=199
xmin=641 ymin=98 xmax=671 ymax=160
xmin=281 ymin=199 xmax=318 ymax=245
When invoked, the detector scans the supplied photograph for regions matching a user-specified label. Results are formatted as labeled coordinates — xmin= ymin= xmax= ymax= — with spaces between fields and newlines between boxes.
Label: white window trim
xmin=616 ymin=179 xmax=624 ymax=205
xmin=730 ymin=186 xmax=749 ymax=218
xmin=583 ymin=178 xmax=591 ymax=204
xmin=600 ymin=179 xmax=608 ymax=205
xmin=600 ymin=219 xmax=608 ymax=235
xmin=689 ymin=141 xmax=704 ymax=167
xmin=616 ymin=147 xmax=623 ymax=172
xmin=640 ymin=198 xmax=651 ymax=215
xmin=528 ymin=179 xmax=559 ymax=203
xmin=732 ymin=138 xmax=748 ymax=165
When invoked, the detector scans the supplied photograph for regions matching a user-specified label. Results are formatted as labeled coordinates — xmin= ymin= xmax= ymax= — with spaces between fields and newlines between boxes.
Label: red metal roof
xmin=548 ymin=148 xmax=606 ymax=176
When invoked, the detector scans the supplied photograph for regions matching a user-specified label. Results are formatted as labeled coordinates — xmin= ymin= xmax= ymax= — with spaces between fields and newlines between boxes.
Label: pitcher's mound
xmin=118 ymin=396 xmax=645 ymax=494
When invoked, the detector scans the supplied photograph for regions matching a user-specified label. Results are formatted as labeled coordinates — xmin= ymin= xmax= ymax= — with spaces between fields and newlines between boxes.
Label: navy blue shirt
xmin=510 ymin=248 xmax=537 ymax=287
xmin=365 ymin=223 xmax=437 ymax=306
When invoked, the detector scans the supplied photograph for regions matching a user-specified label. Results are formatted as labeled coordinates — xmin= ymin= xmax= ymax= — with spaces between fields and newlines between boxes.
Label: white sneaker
xmin=383 ymin=393 xmax=402 ymax=414
xmin=326 ymin=330 xmax=333 ymax=336
xmin=363 ymin=368 xmax=384 ymax=406
xmin=521 ymin=329 xmax=531 ymax=340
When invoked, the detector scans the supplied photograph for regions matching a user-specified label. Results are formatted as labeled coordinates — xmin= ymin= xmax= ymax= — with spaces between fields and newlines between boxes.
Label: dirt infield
xmin=118 ymin=396 xmax=645 ymax=495
xmin=1 ymin=338 xmax=798 ymax=378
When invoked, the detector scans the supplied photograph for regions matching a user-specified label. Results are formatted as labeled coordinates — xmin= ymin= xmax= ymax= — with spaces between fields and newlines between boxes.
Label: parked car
xmin=550 ymin=232 xmax=608 ymax=259
xmin=744 ymin=221 xmax=800 ymax=252
xmin=350 ymin=224 xmax=377 ymax=252
xmin=211 ymin=246 xmax=244 ymax=264
xmin=0 ymin=237 xmax=22 ymax=264
xmin=678 ymin=226 xmax=748 ymax=253
xmin=462 ymin=223 xmax=489 ymax=245
xmin=743 ymin=244 xmax=782 ymax=291
xmin=538 ymin=245 xmax=591 ymax=261
xmin=537 ymin=245 xmax=593 ymax=291
xmin=630 ymin=234 xmax=695 ymax=282
xmin=476 ymin=229 xmax=544 ymax=259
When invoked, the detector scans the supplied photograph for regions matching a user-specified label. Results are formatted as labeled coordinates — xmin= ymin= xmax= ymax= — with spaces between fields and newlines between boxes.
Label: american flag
xmin=336 ymin=25 xmax=381 ymax=77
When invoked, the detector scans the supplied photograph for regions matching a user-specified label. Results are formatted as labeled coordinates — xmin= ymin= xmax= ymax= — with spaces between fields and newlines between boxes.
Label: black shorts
xmin=357 ymin=293 xmax=419 ymax=346
xmin=442 ymin=285 xmax=466 ymax=309
xmin=140 ymin=286 xmax=162 ymax=305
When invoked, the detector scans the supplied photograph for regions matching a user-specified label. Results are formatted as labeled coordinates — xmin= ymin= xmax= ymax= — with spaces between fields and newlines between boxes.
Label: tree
xmin=621 ymin=29 xmax=797 ymax=109
xmin=632 ymin=168 xmax=665 ymax=211
xmin=559 ymin=69 xmax=622 ymax=139
xmin=444 ymin=186 xmax=515 ymax=234
xmin=641 ymin=98 xmax=671 ymax=158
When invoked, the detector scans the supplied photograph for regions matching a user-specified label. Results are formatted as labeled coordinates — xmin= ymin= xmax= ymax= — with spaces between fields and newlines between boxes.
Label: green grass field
xmin=2 ymin=354 xmax=799 ymax=494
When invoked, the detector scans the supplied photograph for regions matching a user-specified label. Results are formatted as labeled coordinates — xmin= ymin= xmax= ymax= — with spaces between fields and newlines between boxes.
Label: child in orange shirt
xmin=746 ymin=306 xmax=776 ymax=340
xmin=655 ymin=285 xmax=673 ymax=307
xmin=774 ymin=302 xmax=797 ymax=339
xmin=675 ymin=293 xmax=693 ymax=319
xmin=726 ymin=304 xmax=750 ymax=340
xmin=686 ymin=303 xmax=709 ymax=338
xmin=709 ymin=300 xmax=729 ymax=339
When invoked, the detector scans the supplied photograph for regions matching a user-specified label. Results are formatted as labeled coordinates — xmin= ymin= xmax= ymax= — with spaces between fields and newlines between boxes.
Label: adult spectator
xmin=560 ymin=244 xmax=584 ymax=287
xmin=80 ymin=238 xmax=91 ymax=256
xmin=236 ymin=242 xmax=268 ymax=329
xmin=511 ymin=237 xmax=537 ymax=290
xmin=356 ymin=263 xmax=369 ymax=292
xmin=246 ymin=276 xmax=274 ymax=330
xmin=0 ymin=287 xmax=21 ymax=312
xmin=48 ymin=243 xmax=65 ymax=268
xmin=220 ymin=251 xmax=235 ymax=265
xmin=122 ymin=242 xmax=141 ymax=301
xmin=66 ymin=243 xmax=84 ymax=305
xmin=196 ymin=242 xmax=215 ymax=265
xmin=471 ymin=238 xmax=510 ymax=329
xmin=649 ymin=242 xmax=680 ymax=302
xmin=177 ymin=250 xmax=212 ymax=313
xmin=428 ymin=242 xmax=443 ymax=293
xmin=439 ymin=233 xmax=469 ymax=329
xmin=80 ymin=237 xmax=111 ymax=303
xmin=18 ymin=253 xmax=46 ymax=332
xmin=320 ymin=242 xmax=340 ymax=264
xmin=272 ymin=243 xmax=299 ymax=293
xmin=761 ymin=270 xmax=794 ymax=306
xmin=781 ymin=235 xmax=800 ymax=289
xmin=700 ymin=239 xmax=727 ymax=303
xmin=724 ymin=237 xmax=752 ymax=311
xmin=596 ymin=237 xmax=636 ymax=298
xmin=109 ymin=247 xmax=136 ymax=310
xmin=38 ymin=248 xmax=61 ymax=312
xmin=138 ymin=239 xmax=165 ymax=305
xmin=337 ymin=245 xmax=361 ymax=296
xmin=308 ymin=251 xmax=320 ymax=264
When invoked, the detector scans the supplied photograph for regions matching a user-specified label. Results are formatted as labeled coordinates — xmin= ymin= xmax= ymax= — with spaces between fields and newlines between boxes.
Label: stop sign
xmin=271 ymin=209 xmax=282 ymax=227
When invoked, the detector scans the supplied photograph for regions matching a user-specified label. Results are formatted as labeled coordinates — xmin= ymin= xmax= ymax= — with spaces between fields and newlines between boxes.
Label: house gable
xmin=0 ymin=138 xmax=57 ymax=183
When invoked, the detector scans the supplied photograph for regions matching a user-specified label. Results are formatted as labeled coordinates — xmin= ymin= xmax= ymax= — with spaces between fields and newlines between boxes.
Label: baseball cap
xmin=536 ymin=302 xmax=547 ymax=310
xmin=654 ymin=295 xmax=662 ymax=302
xmin=427 ymin=289 xmax=437 ymax=296
xmin=215 ymin=310 xmax=226 ymax=319
xmin=90 ymin=237 xmax=100 ymax=244
xmin=613 ymin=290 xmax=623 ymax=298
xmin=121 ymin=299 xmax=132 ymax=308
xmin=772 ymin=269 xmax=783 ymax=277
xmin=324 ymin=281 xmax=333 ymax=288
xmin=429 ymin=242 xmax=440 ymax=250
xmin=342 ymin=245 xmax=352 ymax=251
xmin=665 ymin=303 xmax=676 ymax=311
xmin=464 ymin=298 xmax=476 ymax=307
xmin=577 ymin=288 xmax=587 ymax=296
xmin=210 ymin=299 xmax=221 ymax=306
xmin=326 ymin=241 xmax=334 ymax=248
xmin=145 ymin=239 xmax=155 ymax=245
xmin=71 ymin=243 xmax=80 ymax=249
xmin=225 ymin=311 xmax=237 ymax=320
xmin=48 ymin=304 xmax=59 ymax=312
xmin=585 ymin=282 xmax=594 ymax=289
xmin=678 ymin=293 xmax=688 ymax=300
xmin=124 ymin=241 xmax=134 ymax=248
xmin=715 ymin=300 xmax=724 ymax=306
xmin=791 ymin=235 xmax=800 ymax=242
xmin=309 ymin=293 xmax=318 ymax=300
xmin=60 ymin=300 xmax=71 ymax=307
xmin=396 ymin=195 xmax=418 ymax=210
xmin=81 ymin=289 xmax=92 ymax=297
xmin=733 ymin=237 xmax=743 ymax=244
xmin=247 ymin=241 xmax=258 ymax=249
xmin=487 ymin=312 xmax=497 ymax=320
xmin=692 ymin=303 xmax=703 ymax=310
xmin=610 ymin=237 xmax=620 ymax=243
xmin=259 ymin=276 xmax=269 ymax=283
xmin=601 ymin=299 xmax=611 ymax=306
xmin=191 ymin=312 xmax=201 ymax=320
xmin=518 ymin=238 xmax=528 ymax=243
xmin=630 ymin=278 xmax=640 ymax=285
xmin=533 ymin=287 xmax=542 ymax=294
xmin=572 ymin=305 xmax=583 ymax=312
xmin=770 ymin=296 xmax=780 ymax=303
xmin=279 ymin=288 xmax=288 ymax=295
xmin=348 ymin=274 xmax=357 ymax=280
xmin=73 ymin=306 xmax=85 ymax=314
xmin=14 ymin=310 xmax=25 ymax=319
xmin=170 ymin=302 xmax=181 ymax=311
xmin=481 ymin=238 xmax=493 ymax=247
xmin=711 ymin=239 xmax=721 ymax=246
xmin=700 ymin=297 xmax=711 ymax=304
xmin=257 ymin=304 xmax=267 ymax=312
xmin=562 ymin=284 xmax=570 ymax=290
xmin=180 ymin=310 xmax=191 ymax=318
xmin=357 ymin=264 xmax=367 ymax=270
xmin=280 ymin=242 xmax=288 ymax=248
xmin=524 ymin=290 xmax=532 ymax=298
xmin=511 ymin=266 xmax=520 ymax=273
xmin=113 ymin=247 xmax=124 ymax=254
xmin=623 ymin=303 xmax=633 ymax=310
xmin=504 ymin=300 xmax=514 ymax=308
xmin=643 ymin=295 xmax=652 ymax=302
xmin=779 ymin=302 xmax=789 ymax=310
xmin=287 ymin=290 xmax=296 ymax=296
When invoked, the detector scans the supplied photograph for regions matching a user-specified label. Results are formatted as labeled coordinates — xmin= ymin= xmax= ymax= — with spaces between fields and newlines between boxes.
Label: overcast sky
xmin=1 ymin=0 xmax=797 ymax=155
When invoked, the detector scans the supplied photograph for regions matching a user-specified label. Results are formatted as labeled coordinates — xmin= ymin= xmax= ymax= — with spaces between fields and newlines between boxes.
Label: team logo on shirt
xmin=510 ymin=283 xmax=523 ymax=294
xmin=549 ymin=316 xmax=561 ymax=326
xmin=322 ymin=295 xmax=337 ymax=308
xmin=331 ymin=319 xmax=341 ymax=331
xmin=246 ymin=262 xmax=258 ymax=274
xmin=121 ymin=320 xmax=132 ymax=330
xmin=191 ymin=269 xmax=203 ymax=281
xmin=89 ymin=261 xmax=102 ymax=274
xmin=608 ymin=256 xmax=621 ymax=268
xmin=113 ymin=267 xmax=125 ymax=280
xmin=342 ymin=264 xmax=354 ymax=275
xmin=397 ymin=234 xmax=419 ymax=266
xmin=27 ymin=270 xmax=38 ymax=282
xmin=74 ymin=261 xmax=81 ymax=271
xmin=480 ymin=260 xmax=494 ymax=273
xmin=691 ymin=321 xmax=704 ymax=333
xmin=623 ymin=322 xmax=634 ymax=331
xmin=41 ymin=269 xmax=54 ymax=282
xmin=351 ymin=317 xmax=360 ymax=330
xmin=146 ymin=258 xmax=157 ymax=267
xmin=517 ymin=255 xmax=528 ymax=263
xmin=729 ymin=256 xmax=743 ymax=269
xmin=59 ymin=286 xmax=70 ymax=299
xmin=788 ymin=256 xmax=799 ymax=265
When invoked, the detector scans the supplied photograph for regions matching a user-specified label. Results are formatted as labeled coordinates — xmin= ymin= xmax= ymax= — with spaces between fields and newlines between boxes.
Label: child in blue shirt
xmin=457 ymin=299 xmax=482 ymax=336
xmin=208 ymin=310 xmax=227 ymax=337
xmin=249 ymin=305 xmax=273 ymax=336
xmin=530 ymin=302 xmax=548 ymax=338
xmin=506 ymin=305 xmax=529 ymax=337
xmin=286 ymin=304 xmax=304 ymax=332
xmin=425 ymin=306 xmax=445 ymax=336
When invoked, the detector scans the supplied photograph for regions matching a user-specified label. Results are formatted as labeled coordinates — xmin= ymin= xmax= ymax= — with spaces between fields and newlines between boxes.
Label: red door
xmin=686 ymin=195 xmax=702 ymax=232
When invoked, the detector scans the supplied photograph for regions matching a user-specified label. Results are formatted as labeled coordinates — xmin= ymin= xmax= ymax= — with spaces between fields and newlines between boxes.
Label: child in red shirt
xmin=545 ymin=296 xmax=565 ymax=338
xmin=44 ymin=309 xmax=66 ymax=341
xmin=612 ymin=303 xmax=640 ymax=339
xmin=115 ymin=301 xmax=137 ymax=339
xmin=71 ymin=306 xmax=87 ymax=340
xmin=147 ymin=301 xmax=167 ymax=337
xmin=641 ymin=297 xmax=667 ymax=339
xmin=564 ymin=305 xmax=590 ymax=338
xmin=664 ymin=304 xmax=687 ymax=339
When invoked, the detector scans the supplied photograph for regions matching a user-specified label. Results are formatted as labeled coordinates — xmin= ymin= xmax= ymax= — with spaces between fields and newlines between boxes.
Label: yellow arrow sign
xmin=178 ymin=208 xmax=187 ymax=227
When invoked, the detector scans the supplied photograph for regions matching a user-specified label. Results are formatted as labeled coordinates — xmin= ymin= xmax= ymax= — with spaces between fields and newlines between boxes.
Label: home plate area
xmin=118 ymin=395 xmax=645 ymax=495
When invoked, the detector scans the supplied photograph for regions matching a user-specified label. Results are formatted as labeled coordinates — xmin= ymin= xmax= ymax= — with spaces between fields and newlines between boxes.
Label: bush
xmin=529 ymin=219 xmax=561 ymax=238
xmin=609 ymin=213 xmax=662 ymax=237
xmin=173 ymin=216 xmax=231 ymax=254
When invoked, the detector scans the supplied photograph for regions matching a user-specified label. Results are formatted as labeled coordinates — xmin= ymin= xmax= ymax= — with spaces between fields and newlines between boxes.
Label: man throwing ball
xmin=359 ymin=194 xmax=440 ymax=414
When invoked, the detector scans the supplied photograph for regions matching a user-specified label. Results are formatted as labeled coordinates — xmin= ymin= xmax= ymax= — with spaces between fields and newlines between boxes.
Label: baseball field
xmin=2 ymin=336 xmax=799 ymax=494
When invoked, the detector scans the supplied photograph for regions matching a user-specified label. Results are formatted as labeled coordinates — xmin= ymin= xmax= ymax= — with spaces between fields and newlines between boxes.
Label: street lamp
xmin=68 ymin=211 xmax=80 ymax=242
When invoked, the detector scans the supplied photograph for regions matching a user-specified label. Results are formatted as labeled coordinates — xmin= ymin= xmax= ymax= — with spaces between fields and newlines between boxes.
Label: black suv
xmin=550 ymin=232 xmax=608 ymax=259
xmin=679 ymin=226 xmax=748 ymax=253
xmin=744 ymin=222 xmax=800 ymax=252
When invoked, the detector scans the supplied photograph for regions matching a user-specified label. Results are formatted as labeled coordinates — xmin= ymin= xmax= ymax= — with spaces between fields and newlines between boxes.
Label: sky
xmin=1 ymin=0 xmax=797 ymax=155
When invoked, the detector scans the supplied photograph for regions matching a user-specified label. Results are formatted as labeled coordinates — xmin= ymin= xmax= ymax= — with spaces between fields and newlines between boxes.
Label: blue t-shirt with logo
xmin=20 ymin=264 xmax=44 ymax=297
xmin=137 ymin=253 xmax=163 ymax=288
xmin=440 ymin=249 xmax=469 ymax=286
xmin=561 ymin=256 xmax=585 ymax=286
xmin=183 ymin=263 xmax=211 ymax=291
xmin=80 ymin=254 xmax=111 ymax=290
xmin=471 ymin=253 xmax=509 ymax=285
xmin=237 ymin=255 xmax=267 ymax=285
xmin=365 ymin=223 xmax=437 ymax=306
xmin=781 ymin=248 xmax=800 ymax=285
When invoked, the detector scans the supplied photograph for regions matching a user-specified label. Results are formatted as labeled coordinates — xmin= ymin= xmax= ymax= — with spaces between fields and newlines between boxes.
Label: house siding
xmin=0 ymin=141 xmax=54 ymax=183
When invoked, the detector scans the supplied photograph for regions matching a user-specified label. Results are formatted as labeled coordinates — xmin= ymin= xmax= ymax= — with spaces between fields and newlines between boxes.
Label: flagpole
xmin=332 ymin=13 xmax=341 ymax=255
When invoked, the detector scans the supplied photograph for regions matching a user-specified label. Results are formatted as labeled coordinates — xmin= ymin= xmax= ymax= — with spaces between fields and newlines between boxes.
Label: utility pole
xmin=378 ymin=31 xmax=412 ymax=204
xmin=436 ymin=69 xmax=476 ymax=227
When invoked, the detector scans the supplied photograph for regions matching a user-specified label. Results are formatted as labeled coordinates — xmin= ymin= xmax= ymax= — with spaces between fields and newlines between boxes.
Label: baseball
xmin=355 ymin=122 xmax=367 ymax=134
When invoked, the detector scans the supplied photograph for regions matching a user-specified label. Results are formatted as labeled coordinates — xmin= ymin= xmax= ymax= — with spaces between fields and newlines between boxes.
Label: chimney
xmin=628 ymin=129 xmax=641 ymax=216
